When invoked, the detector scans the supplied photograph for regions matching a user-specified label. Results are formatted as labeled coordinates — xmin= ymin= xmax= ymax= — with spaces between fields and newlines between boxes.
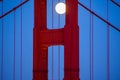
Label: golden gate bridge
xmin=0 ymin=0 xmax=120 ymax=80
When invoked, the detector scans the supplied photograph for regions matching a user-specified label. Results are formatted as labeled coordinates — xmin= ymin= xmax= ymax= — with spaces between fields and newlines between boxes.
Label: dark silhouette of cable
xmin=0 ymin=0 xmax=29 ymax=19
xmin=111 ymin=0 xmax=120 ymax=8
xmin=78 ymin=1 xmax=120 ymax=32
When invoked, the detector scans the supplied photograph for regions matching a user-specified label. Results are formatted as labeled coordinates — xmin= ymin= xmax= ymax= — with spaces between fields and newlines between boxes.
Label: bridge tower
xmin=33 ymin=0 xmax=80 ymax=80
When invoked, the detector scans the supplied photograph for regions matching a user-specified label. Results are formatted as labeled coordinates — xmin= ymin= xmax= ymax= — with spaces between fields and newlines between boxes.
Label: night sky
xmin=0 ymin=0 xmax=120 ymax=80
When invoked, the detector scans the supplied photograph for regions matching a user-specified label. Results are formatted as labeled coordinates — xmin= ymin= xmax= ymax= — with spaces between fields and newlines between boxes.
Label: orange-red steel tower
xmin=33 ymin=0 xmax=80 ymax=80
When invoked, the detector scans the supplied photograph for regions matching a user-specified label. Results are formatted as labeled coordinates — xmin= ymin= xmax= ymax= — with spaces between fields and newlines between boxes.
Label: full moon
xmin=55 ymin=2 xmax=66 ymax=14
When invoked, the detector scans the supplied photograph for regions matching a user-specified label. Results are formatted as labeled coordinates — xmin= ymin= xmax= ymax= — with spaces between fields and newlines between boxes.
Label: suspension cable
xmin=90 ymin=0 xmax=94 ymax=80
xmin=91 ymin=11 xmax=94 ymax=80
xmin=90 ymin=0 xmax=91 ymax=79
xmin=20 ymin=0 xmax=23 ymax=79
xmin=78 ymin=1 xmax=120 ymax=32
xmin=106 ymin=0 xmax=110 ymax=80
xmin=58 ymin=0 xmax=60 ymax=80
xmin=52 ymin=0 xmax=54 ymax=80
xmin=0 ymin=0 xmax=29 ymax=19
xmin=13 ymin=10 xmax=16 ymax=80
xmin=111 ymin=0 xmax=120 ymax=8
xmin=1 ymin=1 xmax=4 ymax=80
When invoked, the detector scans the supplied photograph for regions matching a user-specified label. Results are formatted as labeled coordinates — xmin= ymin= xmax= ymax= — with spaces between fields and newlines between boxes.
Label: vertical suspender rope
xmin=91 ymin=3 xmax=94 ymax=80
xmin=20 ymin=0 xmax=23 ymax=80
xmin=13 ymin=10 xmax=16 ymax=80
xmin=92 ymin=11 xmax=94 ymax=80
xmin=90 ymin=0 xmax=92 ymax=80
xmin=1 ymin=1 xmax=4 ymax=80
xmin=52 ymin=0 xmax=54 ymax=80
xmin=106 ymin=0 xmax=110 ymax=80
xmin=58 ymin=0 xmax=60 ymax=80
xmin=90 ymin=0 xmax=91 ymax=79
xmin=90 ymin=0 xmax=94 ymax=80
xmin=58 ymin=12 xmax=60 ymax=80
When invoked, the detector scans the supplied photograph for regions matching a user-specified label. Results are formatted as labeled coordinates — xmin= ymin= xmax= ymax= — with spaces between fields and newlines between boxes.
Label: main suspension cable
xmin=78 ymin=1 xmax=120 ymax=32
xmin=0 ymin=0 xmax=29 ymax=19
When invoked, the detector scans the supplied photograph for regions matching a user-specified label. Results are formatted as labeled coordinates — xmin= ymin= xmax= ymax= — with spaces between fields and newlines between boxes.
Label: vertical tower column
xmin=64 ymin=0 xmax=80 ymax=80
xmin=33 ymin=0 xmax=48 ymax=80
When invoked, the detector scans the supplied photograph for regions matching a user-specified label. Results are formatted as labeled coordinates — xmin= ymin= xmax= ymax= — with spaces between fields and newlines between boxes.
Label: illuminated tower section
xmin=33 ymin=0 xmax=80 ymax=80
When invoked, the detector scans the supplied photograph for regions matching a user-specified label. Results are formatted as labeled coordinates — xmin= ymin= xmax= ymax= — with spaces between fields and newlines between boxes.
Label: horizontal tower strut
xmin=39 ymin=28 xmax=64 ymax=46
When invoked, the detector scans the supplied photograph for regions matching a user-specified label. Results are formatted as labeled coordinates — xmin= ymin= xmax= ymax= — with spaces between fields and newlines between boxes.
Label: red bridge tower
xmin=33 ymin=0 xmax=80 ymax=80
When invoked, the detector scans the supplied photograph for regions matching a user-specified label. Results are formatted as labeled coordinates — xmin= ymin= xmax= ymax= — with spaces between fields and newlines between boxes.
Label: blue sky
xmin=0 ymin=0 xmax=120 ymax=80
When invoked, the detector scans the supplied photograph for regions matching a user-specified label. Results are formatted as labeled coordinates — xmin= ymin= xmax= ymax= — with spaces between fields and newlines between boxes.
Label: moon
xmin=55 ymin=2 xmax=66 ymax=14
